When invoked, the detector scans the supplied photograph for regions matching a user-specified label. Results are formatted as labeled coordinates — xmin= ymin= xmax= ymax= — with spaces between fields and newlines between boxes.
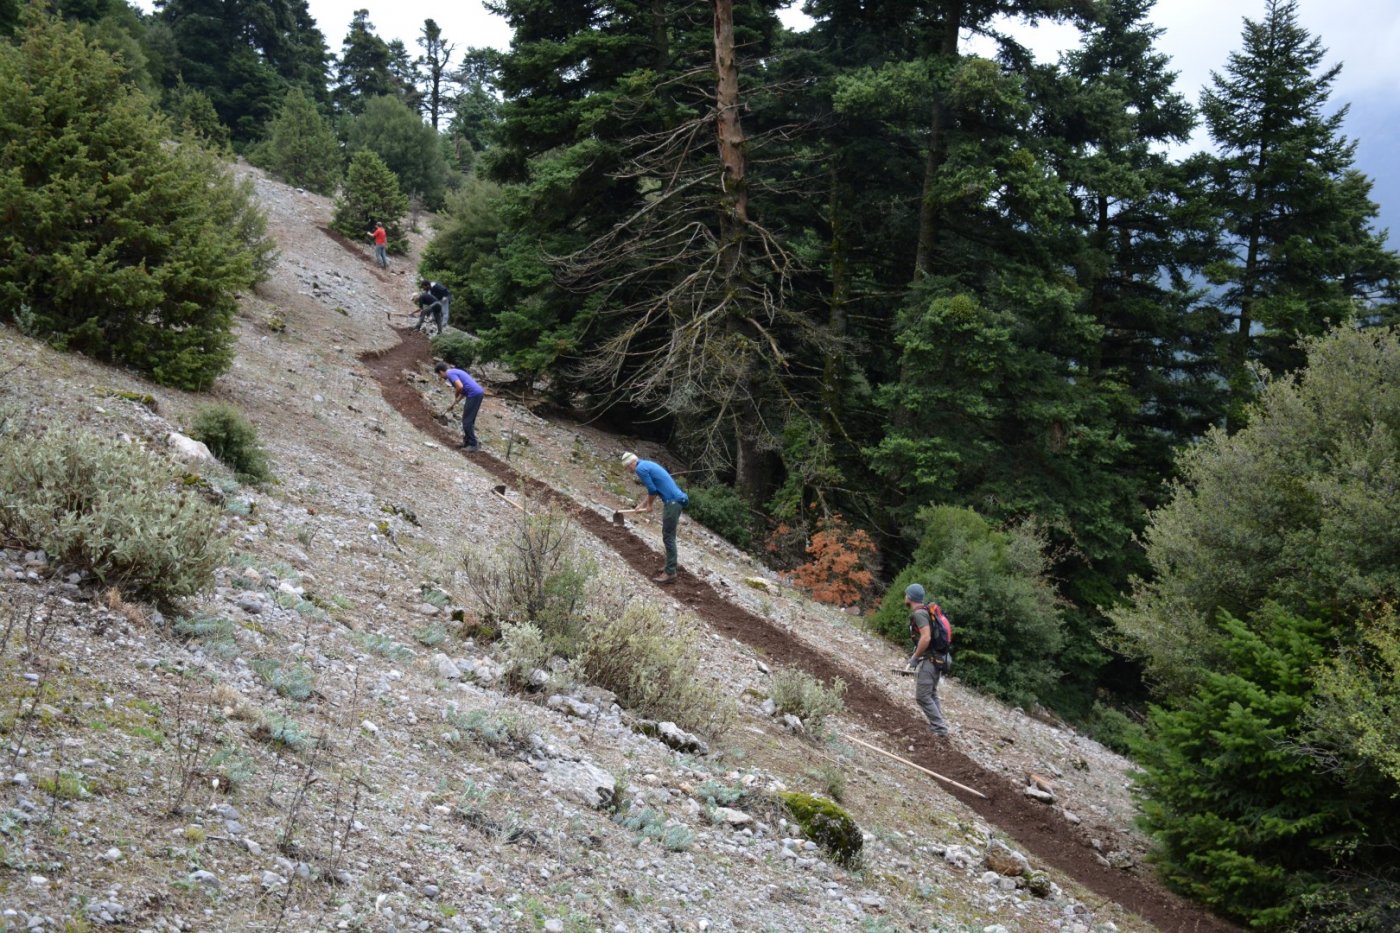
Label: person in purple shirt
xmin=620 ymin=452 xmax=689 ymax=584
xmin=435 ymin=362 xmax=485 ymax=451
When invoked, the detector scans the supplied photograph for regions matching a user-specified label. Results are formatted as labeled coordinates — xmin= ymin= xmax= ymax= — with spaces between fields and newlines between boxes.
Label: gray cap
xmin=904 ymin=583 xmax=926 ymax=604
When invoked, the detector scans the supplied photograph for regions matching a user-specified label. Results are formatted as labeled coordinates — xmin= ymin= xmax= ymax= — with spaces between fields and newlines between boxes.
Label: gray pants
xmin=373 ymin=244 xmax=388 ymax=268
xmin=915 ymin=659 xmax=949 ymax=735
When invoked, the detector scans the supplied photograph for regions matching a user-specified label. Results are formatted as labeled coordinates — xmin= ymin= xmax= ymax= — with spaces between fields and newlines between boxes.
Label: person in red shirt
xmin=368 ymin=222 xmax=388 ymax=268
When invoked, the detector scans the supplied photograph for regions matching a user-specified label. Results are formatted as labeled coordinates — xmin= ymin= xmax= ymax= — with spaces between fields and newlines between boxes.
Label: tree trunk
xmin=912 ymin=0 xmax=965 ymax=281
xmin=713 ymin=0 xmax=765 ymax=501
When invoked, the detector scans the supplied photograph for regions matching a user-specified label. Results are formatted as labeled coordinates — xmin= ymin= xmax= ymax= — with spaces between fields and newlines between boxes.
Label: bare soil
xmin=365 ymin=331 xmax=1237 ymax=933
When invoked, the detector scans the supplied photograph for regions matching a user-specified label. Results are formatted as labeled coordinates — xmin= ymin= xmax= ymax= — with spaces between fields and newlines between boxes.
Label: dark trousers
xmin=662 ymin=500 xmax=684 ymax=575
xmin=460 ymin=393 xmax=483 ymax=449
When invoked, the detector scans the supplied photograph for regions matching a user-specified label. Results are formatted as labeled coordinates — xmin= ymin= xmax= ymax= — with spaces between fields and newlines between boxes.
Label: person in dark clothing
xmin=435 ymin=362 xmax=484 ymax=451
xmin=414 ymin=280 xmax=451 ymax=335
xmin=903 ymin=583 xmax=951 ymax=738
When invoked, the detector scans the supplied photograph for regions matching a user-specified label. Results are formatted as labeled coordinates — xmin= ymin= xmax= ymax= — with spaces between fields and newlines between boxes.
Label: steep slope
xmin=0 ymin=162 xmax=1222 ymax=932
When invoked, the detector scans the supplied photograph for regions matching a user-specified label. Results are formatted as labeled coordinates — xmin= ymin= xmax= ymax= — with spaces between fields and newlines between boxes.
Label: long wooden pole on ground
xmin=843 ymin=733 xmax=988 ymax=800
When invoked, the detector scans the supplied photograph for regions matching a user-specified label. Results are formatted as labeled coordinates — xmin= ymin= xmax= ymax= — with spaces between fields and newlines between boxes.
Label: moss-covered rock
xmin=776 ymin=791 xmax=862 ymax=866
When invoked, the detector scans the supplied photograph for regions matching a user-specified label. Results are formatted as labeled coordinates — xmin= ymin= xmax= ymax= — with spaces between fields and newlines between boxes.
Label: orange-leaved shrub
xmin=785 ymin=515 xmax=878 ymax=609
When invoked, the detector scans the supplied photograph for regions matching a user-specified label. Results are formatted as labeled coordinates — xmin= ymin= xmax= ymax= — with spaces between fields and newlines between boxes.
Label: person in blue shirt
xmin=435 ymin=362 xmax=485 ymax=451
xmin=621 ymin=452 xmax=688 ymax=584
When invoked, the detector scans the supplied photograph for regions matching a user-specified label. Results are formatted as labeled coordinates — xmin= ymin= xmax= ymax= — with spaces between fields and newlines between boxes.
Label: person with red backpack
xmin=903 ymin=583 xmax=951 ymax=738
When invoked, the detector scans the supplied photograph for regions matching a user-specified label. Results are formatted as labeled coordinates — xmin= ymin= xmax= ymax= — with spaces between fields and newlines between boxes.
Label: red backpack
xmin=909 ymin=602 xmax=953 ymax=669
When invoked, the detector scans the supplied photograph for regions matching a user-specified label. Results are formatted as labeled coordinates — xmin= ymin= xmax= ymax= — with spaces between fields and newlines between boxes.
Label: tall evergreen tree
xmin=332 ymin=148 xmax=408 ymax=252
xmin=417 ymin=18 xmax=454 ymax=131
xmin=156 ymin=0 xmax=330 ymax=142
xmin=1201 ymin=0 xmax=1398 ymax=400
xmin=387 ymin=39 xmax=424 ymax=114
xmin=347 ymin=95 xmax=449 ymax=209
xmin=333 ymin=9 xmax=394 ymax=114
xmin=0 ymin=16 xmax=273 ymax=389
xmin=253 ymin=88 xmax=342 ymax=194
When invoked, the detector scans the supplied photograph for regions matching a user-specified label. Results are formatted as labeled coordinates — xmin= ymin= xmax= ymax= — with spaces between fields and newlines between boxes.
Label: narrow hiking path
xmin=364 ymin=330 xmax=1235 ymax=933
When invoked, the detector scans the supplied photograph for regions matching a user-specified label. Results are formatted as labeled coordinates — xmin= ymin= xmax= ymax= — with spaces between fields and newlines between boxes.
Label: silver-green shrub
xmin=0 ymin=427 xmax=226 ymax=602
xmin=768 ymin=668 xmax=846 ymax=737
xmin=579 ymin=602 xmax=730 ymax=736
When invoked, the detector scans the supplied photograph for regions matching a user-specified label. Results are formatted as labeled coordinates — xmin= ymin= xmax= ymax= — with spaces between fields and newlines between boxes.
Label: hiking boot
xmin=652 ymin=571 xmax=677 ymax=585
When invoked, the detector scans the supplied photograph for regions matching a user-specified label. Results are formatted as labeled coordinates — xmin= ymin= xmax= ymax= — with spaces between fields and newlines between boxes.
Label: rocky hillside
xmin=0 ymin=164 xmax=1219 ymax=933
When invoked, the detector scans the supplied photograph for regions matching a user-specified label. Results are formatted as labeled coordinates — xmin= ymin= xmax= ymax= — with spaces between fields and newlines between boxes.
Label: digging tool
xmin=490 ymin=484 xmax=525 ymax=512
xmin=843 ymin=733 xmax=986 ymax=799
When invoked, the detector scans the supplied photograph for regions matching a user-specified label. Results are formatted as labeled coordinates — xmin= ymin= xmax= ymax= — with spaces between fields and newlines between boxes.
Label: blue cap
xmin=904 ymin=583 xmax=925 ymax=603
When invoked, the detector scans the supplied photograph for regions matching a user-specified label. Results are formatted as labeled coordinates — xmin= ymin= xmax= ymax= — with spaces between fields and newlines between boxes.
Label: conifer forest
xmin=2 ymin=0 xmax=1399 ymax=927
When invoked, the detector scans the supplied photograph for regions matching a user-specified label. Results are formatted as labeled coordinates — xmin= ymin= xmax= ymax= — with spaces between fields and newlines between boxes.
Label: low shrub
xmin=250 ymin=659 xmax=314 ymax=701
xmin=578 ymin=602 xmax=730 ymax=736
xmin=0 ymin=425 xmax=226 ymax=603
xmin=768 ymin=668 xmax=846 ymax=737
xmin=1084 ymin=700 xmax=1145 ymax=758
xmin=461 ymin=510 xmax=595 ymax=650
xmin=431 ymin=329 xmax=479 ymax=369
xmin=786 ymin=515 xmax=878 ymax=609
xmin=188 ymin=403 xmax=272 ymax=484
xmin=445 ymin=709 xmax=529 ymax=754
xmin=498 ymin=621 xmax=549 ymax=688
xmin=686 ymin=484 xmax=756 ymax=550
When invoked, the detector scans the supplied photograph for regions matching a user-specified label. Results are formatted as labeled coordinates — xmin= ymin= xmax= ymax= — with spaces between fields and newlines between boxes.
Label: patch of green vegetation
xmin=767 ymin=668 xmax=846 ymax=737
xmin=414 ymin=624 xmax=448 ymax=648
xmin=806 ymin=764 xmax=847 ymax=804
xmin=444 ymin=710 xmax=528 ymax=754
xmin=615 ymin=807 xmax=694 ymax=853
xmin=254 ymin=713 xmax=314 ymax=751
xmin=776 ymin=791 xmax=863 ymax=866
xmin=381 ymin=503 xmax=421 ymax=527
xmin=189 ymin=402 xmax=272 ymax=484
xmin=173 ymin=613 xmax=238 ymax=658
xmin=357 ymin=632 xmax=415 ymax=662
xmin=38 ymin=770 xmax=92 ymax=800
xmin=250 ymin=659 xmax=314 ymax=701
xmin=96 ymin=387 xmax=158 ymax=411
xmin=694 ymin=780 xmax=744 ymax=808
xmin=209 ymin=744 xmax=255 ymax=793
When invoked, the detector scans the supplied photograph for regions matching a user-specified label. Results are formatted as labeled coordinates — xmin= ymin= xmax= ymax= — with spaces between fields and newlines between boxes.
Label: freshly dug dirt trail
xmin=365 ymin=330 xmax=1235 ymax=933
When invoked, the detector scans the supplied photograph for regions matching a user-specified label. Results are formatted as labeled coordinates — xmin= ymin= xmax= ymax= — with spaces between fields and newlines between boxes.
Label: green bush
xmin=0 ymin=18 xmax=273 ymax=389
xmin=1083 ymin=701 xmax=1144 ymax=758
xmin=250 ymin=659 xmax=314 ymax=701
xmin=686 ymin=484 xmax=756 ymax=550
xmin=871 ymin=506 xmax=1063 ymax=707
xmin=0 ymin=425 xmax=226 ymax=603
xmin=461 ymin=510 xmax=595 ymax=649
xmin=431 ymin=329 xmax=479 ymax=369
xmin=189 ymin=403 xmax=272 ymax=484
xmin=579 ymin=602 xmax=730 ymax=736
xmin=767 ymin=668 xmax=845 ymax=737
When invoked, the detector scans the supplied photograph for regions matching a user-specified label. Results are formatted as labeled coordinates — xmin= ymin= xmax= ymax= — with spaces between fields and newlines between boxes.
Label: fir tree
xmin=332 ymin=149 xmax=408 ymax=253
xmin=0 ymin=16 xmax=273 ymax=389
xmin=1201 ymin=0 xmax=1398 ymax=397
xmin=347 ymin=95 xmax=448 ymax=209
xmin=417 ymin=18 xmax=454 ymax=131
xmin=333 ymin=9 xmax=394 ymax=115
xmin=253 ymin=88 xmax=342 ymax=195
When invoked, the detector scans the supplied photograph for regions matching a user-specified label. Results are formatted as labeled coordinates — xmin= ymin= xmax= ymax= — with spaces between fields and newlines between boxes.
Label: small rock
xmin=361 ymin=720 xmax=379 ymax=735
xmin=1023 ymin=786 xmax=1056 ymax=804
xmin=101 ymin=847 xmax=123 ymax=863
xmin=188 ymin=870 xmax=219 ymax=888
xmin=166 ymin=432 xmax=216 ymax=466
xmin=434 ymin=654 xmax=461 ymax=680
xmin=1106 ymin=850 xmax=1135 ymax=870
xmin=985 ymin=840 xmax=1030 ymax=877
xmin=711 ymin=807 xmax=752 ymax=827
xmin=544 ymin=921 xmax=564 ymax=933
xmin=781 ymin=713 xmax=804 ymax=735
xmin=1062 ymin=809 xmax=1081 ymax=825
xmin=235 ymin=593 xmax=265 ymax=615
xmin=547 ymin=695 xmax=599 ymax=719
xmin=759 ymin=698 xmax=777 ymax=717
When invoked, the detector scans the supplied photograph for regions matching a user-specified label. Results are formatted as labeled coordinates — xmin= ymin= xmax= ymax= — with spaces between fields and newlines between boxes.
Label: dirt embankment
xmin=364 ymin=330 xmax=1237 ymax=933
